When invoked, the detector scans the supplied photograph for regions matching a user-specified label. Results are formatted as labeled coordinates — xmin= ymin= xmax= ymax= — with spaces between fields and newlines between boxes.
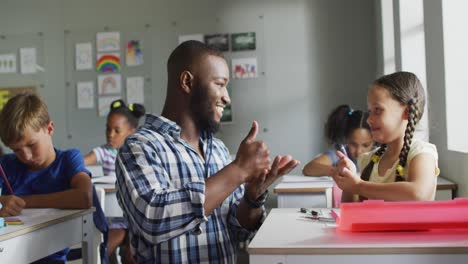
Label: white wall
xmin=0 ymin=0 xmax=377 ymax=170
xmin=425 ymin=0 xmax=468 ymax=197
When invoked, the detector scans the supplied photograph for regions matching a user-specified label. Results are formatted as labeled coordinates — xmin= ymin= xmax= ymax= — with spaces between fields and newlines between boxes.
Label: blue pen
xmin=339 ymin=144 xmax=349 ymax=158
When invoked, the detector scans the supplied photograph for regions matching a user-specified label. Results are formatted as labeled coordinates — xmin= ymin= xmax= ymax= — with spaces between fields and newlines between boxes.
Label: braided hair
xmin=109 ymin=99 xmax=146 ymax=128
xmin=360 ymin=71 xmax=425 ymax=183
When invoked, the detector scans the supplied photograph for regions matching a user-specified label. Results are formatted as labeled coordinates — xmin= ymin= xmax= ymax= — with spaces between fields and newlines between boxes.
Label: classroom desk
xmin=0 ymin=208 xmax=95 ymax=264
xmin=94 ymin=183 xmax=123 ymax=217
xmin=274 ymin=176 xmax=334 ymax=208
xmin=248 ymin=208 xmax=468 ymax=264
xmin=275 ymin=176 xmax=458 ymax=209
xmin=436 ymin=176 xmax=457 ymax=200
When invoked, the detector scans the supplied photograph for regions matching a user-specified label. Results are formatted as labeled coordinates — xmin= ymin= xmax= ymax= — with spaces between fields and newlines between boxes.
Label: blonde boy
xmin=0 ymin=92 xmax=95 ymax=263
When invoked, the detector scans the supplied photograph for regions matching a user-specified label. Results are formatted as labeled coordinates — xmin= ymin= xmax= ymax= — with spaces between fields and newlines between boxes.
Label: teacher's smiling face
xmin=190 ymin=55 xmax=231 ymax=134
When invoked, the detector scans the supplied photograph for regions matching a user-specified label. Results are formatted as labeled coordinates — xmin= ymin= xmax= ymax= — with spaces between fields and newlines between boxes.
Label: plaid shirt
xmin=116 ymin=114 xmax=265 ymax=263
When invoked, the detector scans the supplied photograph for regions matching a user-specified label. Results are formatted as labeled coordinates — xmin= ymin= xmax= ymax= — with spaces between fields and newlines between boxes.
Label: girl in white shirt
xmin=333 ymin=72 xmax=439 ymax=202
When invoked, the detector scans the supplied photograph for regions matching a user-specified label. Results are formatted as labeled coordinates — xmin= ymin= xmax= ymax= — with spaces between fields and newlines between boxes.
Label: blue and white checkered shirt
xmin=116 ymin=114 xmax=264 ymax=263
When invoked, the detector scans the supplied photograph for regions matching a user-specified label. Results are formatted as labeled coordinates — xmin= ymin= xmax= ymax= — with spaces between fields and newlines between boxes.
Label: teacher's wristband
xmin=244 ymin=190 xmax=269 ymax=208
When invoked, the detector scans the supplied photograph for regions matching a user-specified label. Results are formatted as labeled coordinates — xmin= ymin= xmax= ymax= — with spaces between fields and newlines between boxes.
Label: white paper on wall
xmin=77 ymin=81 xmax=95 ymax=109
xmin=97 ymin=32 xmax=120 ymax=52
xmin=75 ymin=42 xmax=93 ymax=70
xmin=20 ymin=47 xmax=37 ymax=74
xmin=178 ymin=34 xmax=204 ymax=44
xmin=98 ymin=96 xmax=121 ymax=117
xmin=0 ymin=53 xmax=17 ymax=73
xmin=98 ymin=74 xmax=121 ymax=95
xmin=126 ymin=76 xmax=145 ymax=104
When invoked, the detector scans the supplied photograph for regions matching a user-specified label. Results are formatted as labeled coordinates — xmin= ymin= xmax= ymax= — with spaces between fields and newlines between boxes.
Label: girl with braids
xmin=84 ymin=99 xmax=145 ymax=264
xmin=333 ymin=71 xmax=439 ymax=202
xmin=303 ymin=104 xmax=375 ymax=207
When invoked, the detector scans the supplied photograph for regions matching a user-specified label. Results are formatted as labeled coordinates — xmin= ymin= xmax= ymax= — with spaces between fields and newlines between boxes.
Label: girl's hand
xmin=331 ymin=151 xmax=361 ymax=194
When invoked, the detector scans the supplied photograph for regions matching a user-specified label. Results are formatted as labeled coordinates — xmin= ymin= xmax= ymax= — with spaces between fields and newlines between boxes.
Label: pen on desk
xmin=0 ymin=163 xmax=14 ymax=195
xmin=300 ymin=208 xmax=320 ymax=217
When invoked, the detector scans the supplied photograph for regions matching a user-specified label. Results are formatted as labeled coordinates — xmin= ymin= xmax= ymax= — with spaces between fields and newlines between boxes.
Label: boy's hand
xmin=0 ymin=195 xmax=26 ymax=217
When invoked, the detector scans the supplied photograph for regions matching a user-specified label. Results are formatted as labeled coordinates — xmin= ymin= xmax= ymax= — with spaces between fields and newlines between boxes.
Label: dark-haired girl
xmin=84 ymin=99 xmax=145 ymax=264
xmin=333 ymin=72 xmax=439 ymax=202
xmin=303 ymin=105 xmax=375 ymax=207
xmin=84 ymin=99 xmax=145 ymax=176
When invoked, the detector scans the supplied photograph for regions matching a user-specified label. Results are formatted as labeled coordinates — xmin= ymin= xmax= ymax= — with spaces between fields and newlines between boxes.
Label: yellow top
xmin=358 ymin=139 xmax=440 ymax=184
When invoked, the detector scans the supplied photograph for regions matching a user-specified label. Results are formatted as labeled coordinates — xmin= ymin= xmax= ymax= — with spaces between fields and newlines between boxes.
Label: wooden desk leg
xmin=81 ymin=213 xmax=96 ymax=264
xmin=325 ymin=188 xmax=332 ymax=208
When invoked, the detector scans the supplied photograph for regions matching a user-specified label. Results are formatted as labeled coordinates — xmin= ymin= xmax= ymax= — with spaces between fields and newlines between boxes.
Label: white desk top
xmin=274 ymin=175 xmax=334 ymax=193
xmin=95 ymin=183 xmax=117 ymax=193
xmin=0 ymin=208 xmax=95 ymax=242
xmin=248 ymin=208 xmax=468 ymax=255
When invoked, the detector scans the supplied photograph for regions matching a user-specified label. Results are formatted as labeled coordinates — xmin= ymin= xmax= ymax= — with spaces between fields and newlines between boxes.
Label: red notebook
xmin=337 ymin=198 xmax=468 ymax=232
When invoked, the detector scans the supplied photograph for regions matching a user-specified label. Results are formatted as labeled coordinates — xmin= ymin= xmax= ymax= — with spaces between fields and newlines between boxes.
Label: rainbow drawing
xmin=96 ymin=53 xmax=120 ymax=73
xmin=96 ymin=32 xmax=120 ymax=52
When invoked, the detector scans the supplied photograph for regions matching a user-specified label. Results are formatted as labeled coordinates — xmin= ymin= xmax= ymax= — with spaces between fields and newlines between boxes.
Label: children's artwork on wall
xmin=96 ymin=32 xmax=120 ymax=52
xmin=221 ymin=82 xmax=233 ymax=123
xmin=232 ymin=57 xmax=257 ymax=79
xmin=0 ymin=86 xmax=36 ymax=111
xmin=20 ymin=47 xmax=37 ymax=74
xmin=204 ymin=34 xmax=229 ymax=51
xmin=126 ymin=76 xmax=144 ymax=104
xmin=77 ymin=81 xmax=95 ymax=109
xmin=178 ymin=34 xmax=204 ymax=45
xmin=126 ymin=40 xmax=143 ymax=66
xmin=98 ymin=74 xmax=121 ymax=95
xmin=0 ymin=54 xmax=17 ymax=74
xmin=231 ymin=32 xmax=256 ymax=51
xmin=98 ymin=96 xmax=121 ymax=117
xmin=75 ymin=42 xmax=93 ymax=70
xmin=96 ymin=53 xmax=120 ymax=73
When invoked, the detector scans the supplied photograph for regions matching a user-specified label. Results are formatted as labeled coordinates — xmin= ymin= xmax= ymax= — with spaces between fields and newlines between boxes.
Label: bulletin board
xmin=0 ymin=32 xmax=45 ymax=99
xmin=63 ymin=26 xmax=152 ymax=150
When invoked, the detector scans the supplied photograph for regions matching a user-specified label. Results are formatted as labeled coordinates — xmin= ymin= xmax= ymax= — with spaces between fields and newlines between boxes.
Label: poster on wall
xmin=221 ymin=82 xmax=233 ymax=123
xmin=20 ymin=47 xmax=37 ymax=74
xmin=0 ymin=86 xmax=36 ymax=111
xmin=231 ymin=32 xmax=256 ymax=51
xmin=126 ymin=76 xmax=144 ymax=104
xmin=178 ymin=34 xmax=204 ymax=45
xmin=77 ymin=81 xmax=95 ymax=109
xmin=126 ymin=40 xmax=144 ymax=66
xmin=96 ymin=31 xmax=120 ymax=52
xmin=231 ymin=57 xmax=257 ymax=79
xmin=96 ymin=53 xmax=120 ymax=73
xmin=0 ymin=54 xmax=17 ymax=74
xmin=98 ymin=96 xmax=121 ymax=117
xmin=98 ymin=74 xmax=121 ymax=95
xmin=75 ymin=42 xmax=93 ymax=70
xmin=204 ymin=34 xmax=229 ymax=51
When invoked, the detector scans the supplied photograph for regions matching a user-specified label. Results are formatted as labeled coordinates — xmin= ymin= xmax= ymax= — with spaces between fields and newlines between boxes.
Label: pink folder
xmin=337 ymin=198 xmax=468 ymax=232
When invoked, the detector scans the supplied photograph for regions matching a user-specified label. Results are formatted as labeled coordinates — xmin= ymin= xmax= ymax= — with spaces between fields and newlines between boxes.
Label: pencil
xmin=6 ymin=222 xmax=24 ymax=225
xmin=0 ymin=163 xmax=15 ymax=195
